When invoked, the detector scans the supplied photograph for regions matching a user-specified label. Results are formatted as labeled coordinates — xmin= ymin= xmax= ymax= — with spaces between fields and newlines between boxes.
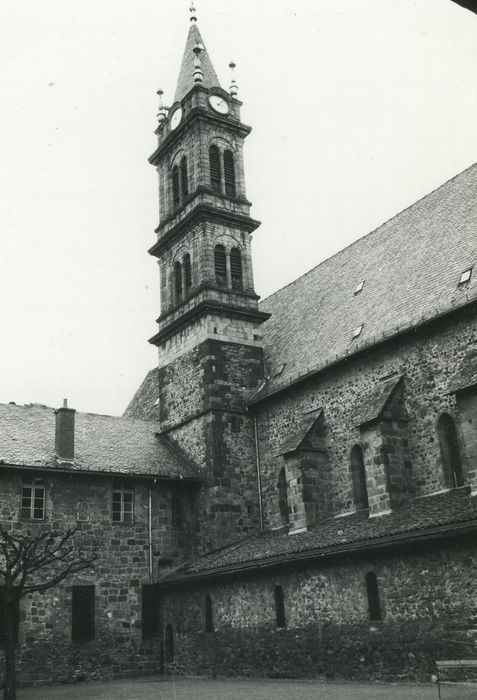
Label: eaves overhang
xmin=157 ymin=519 xmax=477 ymax=589
xmin=0 ymin=461 xmax=202 ymax=483
xmin=149 ymin=300 xmax=271 ymax=346
xmin=249 ymin=296 xmax=477 ymax=407
xmin=149 ymin=203 xmax=261 ymax=258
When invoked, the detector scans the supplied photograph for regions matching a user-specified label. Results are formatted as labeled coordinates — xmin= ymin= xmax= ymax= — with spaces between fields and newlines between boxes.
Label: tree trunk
xmin=3 ymin=600 xmax=17 ymax=700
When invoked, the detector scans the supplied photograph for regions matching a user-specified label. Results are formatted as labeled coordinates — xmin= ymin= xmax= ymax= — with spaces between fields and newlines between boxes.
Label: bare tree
xmin=0 ymin=524 xmax=97 ymax=700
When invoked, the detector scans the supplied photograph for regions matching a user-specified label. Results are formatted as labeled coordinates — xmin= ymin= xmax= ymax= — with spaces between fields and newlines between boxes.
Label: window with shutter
xmin=230 ymin=248 xmax=242 ymax=290
xmin=223 ymin=150 xmax=235 ymax=197
xmin=214 ymin=245 xmax=226 ymax=286
xmin=181 ymin=157 xmax=188 ymax=198
xmin=172 ymin=166 xmax=180 ymax=208
xmin=209 ymin=145 xmax=221 ymax=193
xmin=183 ymin=253 xmax=192 ymax=289
xmin=72 ymin=585 xmax=95 ymax=642
xmin=174 ymin=261 xmax=183 ymax=299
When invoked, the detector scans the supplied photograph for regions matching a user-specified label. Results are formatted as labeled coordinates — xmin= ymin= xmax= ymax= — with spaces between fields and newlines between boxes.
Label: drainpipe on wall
xmin=247 ymin=406 xmax=264 ymax=531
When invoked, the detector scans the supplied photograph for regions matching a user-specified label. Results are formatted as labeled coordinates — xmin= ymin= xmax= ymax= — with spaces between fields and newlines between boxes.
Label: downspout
xmin=247 ymin=406 xmax=264 ymax=531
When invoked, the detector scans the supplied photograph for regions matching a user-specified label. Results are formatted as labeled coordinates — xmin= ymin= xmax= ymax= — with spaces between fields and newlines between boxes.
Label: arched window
xmin=165 ymin=624 xmax=174 ymax=663
xmin=365 ymin=572 xmax=382 ymax=621
xmin=350 ymin=445 xmax=368 ymax=510
xmin=205 ymin=595 xmax=213 ymax=632
xmin=230 ymin=248 xmax=243 ymax=291
xmin=277 ymin=467 xmax=289 ymax=524
xmin=174 ymin=261 xmax=182 ymax=299
xmin=209 ymin=145 xmax=221 ymax=193
xmin=438 ymin=413 xmax=464 ymax=488
xmin=180 ymin=156 xmax=189 ymax=198
xmin=274 ymin=585 xmax=286 ymax=628
xmin=223 ymin=150 xmax=236 ymax=197
xmin=214 ymin=244 xmax=226 ymax=286
xmin=172 ymin=166 xmax=180 ymax=208
xmin=183 ymin=253 xmax=192 ymax=290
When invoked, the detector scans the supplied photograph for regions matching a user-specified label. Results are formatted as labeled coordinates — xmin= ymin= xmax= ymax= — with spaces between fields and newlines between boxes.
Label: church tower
xmin=148 ymin=6 xmax=269 ymax=551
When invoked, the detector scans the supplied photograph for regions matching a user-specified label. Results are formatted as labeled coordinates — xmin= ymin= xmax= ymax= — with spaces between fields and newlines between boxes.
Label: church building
xmin=1 ymin=2 xmax=477 ymax=687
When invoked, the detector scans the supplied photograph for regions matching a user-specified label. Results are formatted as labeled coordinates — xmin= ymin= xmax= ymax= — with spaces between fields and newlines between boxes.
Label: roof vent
xmin=458 ymin=268 xmax=473 ymax=285
xmin=352 ymin=324 xmax=364 ymax=339
xmin=54 ymin=398 xmax=76 ymax=461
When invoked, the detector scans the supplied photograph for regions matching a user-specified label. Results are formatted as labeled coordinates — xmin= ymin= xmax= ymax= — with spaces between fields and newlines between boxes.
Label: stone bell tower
xmin=148 ymin=5 xmax=269 ymax=551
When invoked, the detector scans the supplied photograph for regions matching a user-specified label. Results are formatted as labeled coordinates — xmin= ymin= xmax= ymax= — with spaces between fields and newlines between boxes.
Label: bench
xmin=435 ymin=658 xmax=477 ymax=697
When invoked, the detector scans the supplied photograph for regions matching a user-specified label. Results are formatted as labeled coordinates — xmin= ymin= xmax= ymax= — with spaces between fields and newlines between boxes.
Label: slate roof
xmin=353 ymin=375 xmax=403 ymax=427
xmin=0 ymin=403 xmax=198 ymax=480
xmin=174 ymin=22 xmax=221 ymax=103
xmin=160 ymin=488 xmax=477 ymax=585
xmin=449 ymin=346 xmax=477 ymax=394
xmin=255 ymin=164 xmax=477 ymax=403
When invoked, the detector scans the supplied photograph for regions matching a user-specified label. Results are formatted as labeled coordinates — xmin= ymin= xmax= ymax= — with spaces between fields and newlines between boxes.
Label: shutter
xmin=214 ymin=245 xmax=226 ymax=285
xmin=223 ymin=150 xmax=235 ymax=197
xmin=209 ymin=146 xmax=221 ymax=193
xmin=230 ymin=248 xmax=242 ymax=290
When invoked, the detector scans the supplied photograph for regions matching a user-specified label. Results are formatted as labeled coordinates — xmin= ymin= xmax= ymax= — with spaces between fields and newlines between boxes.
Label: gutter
xmin=156 ymin=519 xmax=477 ymax=589
xmin=0 ymin=461 xmax=201 ymax=483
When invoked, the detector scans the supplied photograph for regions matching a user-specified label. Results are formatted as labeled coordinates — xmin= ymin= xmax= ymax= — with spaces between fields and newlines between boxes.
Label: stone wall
xmin=0 ymin=469 xmax=194 ymax=685
xmin=160 ymin=535 xmax=477 ymax=680
xmin=256 ymin=309 xmax=477 ymax=526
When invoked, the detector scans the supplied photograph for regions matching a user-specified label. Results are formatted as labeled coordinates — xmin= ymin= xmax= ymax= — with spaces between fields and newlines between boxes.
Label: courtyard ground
xmin=15 ymin=677 xmax=477 ymax=700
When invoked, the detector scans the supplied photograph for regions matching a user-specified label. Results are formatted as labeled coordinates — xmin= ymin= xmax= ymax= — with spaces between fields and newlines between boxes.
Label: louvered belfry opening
xmin=183 ymin=253 xmax=192 ymax=289
xmin=230 ymin=248 xmax=243 ymax=290
xmin=181 ymin=156 xmax=188 ymax=197
xmin=214 ymin=244 xmax=226 ymax=285
xmin=172 ymin=165 xmax=180 ymax=208
xmin=223 ymin=150 xmax=235 ymax=197
xmin=209 ymin=145 xmax=221 ymax=193
xmin=174 ymin=260 xmax=183 ymax=299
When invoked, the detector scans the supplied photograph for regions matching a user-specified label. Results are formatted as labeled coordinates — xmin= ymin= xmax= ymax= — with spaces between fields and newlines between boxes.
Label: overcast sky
xmin=0 ymin=0 xmax=476 ymax=417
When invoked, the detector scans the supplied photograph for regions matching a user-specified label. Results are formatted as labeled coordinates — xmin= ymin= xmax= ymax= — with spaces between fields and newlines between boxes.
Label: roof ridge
xmin=260 ymin=161 xmax=477 ymax=306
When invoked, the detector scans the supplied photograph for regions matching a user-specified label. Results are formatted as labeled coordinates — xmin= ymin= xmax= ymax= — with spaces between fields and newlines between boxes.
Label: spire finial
xmin=229 ymin=61 xmax=238 ymax=97
xmin=193 ymin=42 xmax=204 ymax=84
xmin=156 ymin=89 xmax=168 ymax=124
xmin=190 ymin=2 xmax=197 ymax=23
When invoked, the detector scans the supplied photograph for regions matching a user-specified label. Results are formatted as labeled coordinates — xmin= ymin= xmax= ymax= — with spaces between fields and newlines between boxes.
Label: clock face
xmin=170 ymin=107 xmax=183 ymax=130
xmin=208 ymin=95 xmax=229 ymax=115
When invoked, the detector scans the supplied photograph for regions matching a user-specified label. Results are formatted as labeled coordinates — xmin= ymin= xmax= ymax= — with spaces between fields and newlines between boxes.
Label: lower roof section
xmin=159 ymin=487 xmax=477 ymax=586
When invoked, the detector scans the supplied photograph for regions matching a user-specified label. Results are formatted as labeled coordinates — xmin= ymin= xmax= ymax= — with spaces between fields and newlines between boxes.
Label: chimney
xmin=55 ymin=399 xmax=76 ymax=461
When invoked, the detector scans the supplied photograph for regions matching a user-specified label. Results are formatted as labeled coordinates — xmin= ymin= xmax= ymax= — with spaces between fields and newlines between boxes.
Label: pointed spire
xmin=173 ymin=5 xmax=221 ymax=103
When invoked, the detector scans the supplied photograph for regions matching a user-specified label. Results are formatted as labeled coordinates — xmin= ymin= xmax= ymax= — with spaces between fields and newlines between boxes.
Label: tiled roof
xmin=160 ymin=488 xmax=477 ymax=584
xmin=278 ymin=409 xmax=323 ymax=455
xmin=174 ymin=23 xmax=221 ymax=103
xmin=0 ymin=403 xmax=199 ymax=480
xmin=354 ymin=375 xmax=403 ymax=427
xmin=255 ymin=164 xmax=477 ymax=402
xmin=123 ymin=368 xmax=160 ymax=421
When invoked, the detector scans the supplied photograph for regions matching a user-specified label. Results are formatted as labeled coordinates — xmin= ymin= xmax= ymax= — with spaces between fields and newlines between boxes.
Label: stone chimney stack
xmin=55 ymin=399 xmax=76 ymax=461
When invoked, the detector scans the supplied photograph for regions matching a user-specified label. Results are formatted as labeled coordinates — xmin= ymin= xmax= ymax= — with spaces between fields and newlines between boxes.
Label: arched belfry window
xmin=365 ymin=572 xmax=382 ymax=621
xmin=274 ymin=585 xmax=286 ymax=628
xmin=209 ymin=145 xmax=221 ymax=193
xmin=181 ymin=156 xmax=189 ymax=198
xmin=223 ymin=150 xmax=236 ymax=197
xmin=438 ymin=413 xmax=464 ymax=488
xmin=214 ymin=244 xmax=226 ymax=286
xmin=277 ymin=467 xmax=289 ymax=524
xmin=172 ymin=166 xmax=180 ymax=209
xmin=230 ymin=248 xmax=243 ymax=291
xmin=183 ymin=253 xmax=192 ymax=290
xmin=174 ymin=261 xmax=183 ymax=299
xmin=165 ymin=624 xmax=174 ymax=663
xmin=205 ymin=595 xmax=214 ymax=632
xmin=350 ymin=445 xmax=368 ymax=510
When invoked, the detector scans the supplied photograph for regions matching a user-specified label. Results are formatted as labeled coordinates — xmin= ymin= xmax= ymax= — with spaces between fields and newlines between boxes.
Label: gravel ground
xmin=15 ymin=677 xmax=477 ymax=700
